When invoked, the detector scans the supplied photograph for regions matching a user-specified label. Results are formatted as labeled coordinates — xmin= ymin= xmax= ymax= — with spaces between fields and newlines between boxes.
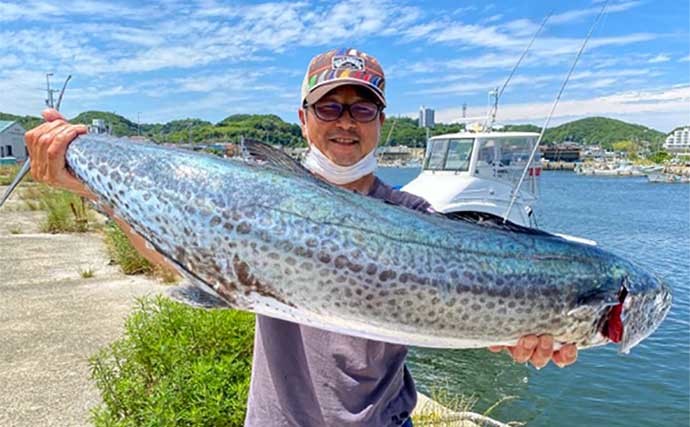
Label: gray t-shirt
xmin=245 ymin=177 xmax=433 ymax=427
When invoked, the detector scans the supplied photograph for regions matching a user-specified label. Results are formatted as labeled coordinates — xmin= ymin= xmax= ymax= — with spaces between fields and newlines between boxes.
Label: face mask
xmin=302 ymin=142 xmax=377 ymax=185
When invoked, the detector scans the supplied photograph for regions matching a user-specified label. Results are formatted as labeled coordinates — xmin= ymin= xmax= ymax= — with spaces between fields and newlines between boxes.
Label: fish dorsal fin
xmin=242 ymin=138 xmax=315 ymax=181
xmin=444 ymin=211 xmax=553 ymax=237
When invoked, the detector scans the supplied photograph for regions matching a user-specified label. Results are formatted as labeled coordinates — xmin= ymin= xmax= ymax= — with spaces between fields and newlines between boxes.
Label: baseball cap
xmin=301 ymin=48 xmax=386 ymax=107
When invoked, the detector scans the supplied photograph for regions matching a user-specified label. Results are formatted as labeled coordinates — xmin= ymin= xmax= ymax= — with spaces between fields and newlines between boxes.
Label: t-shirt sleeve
xmin=368 ymin=177 xmax=435 ymax=214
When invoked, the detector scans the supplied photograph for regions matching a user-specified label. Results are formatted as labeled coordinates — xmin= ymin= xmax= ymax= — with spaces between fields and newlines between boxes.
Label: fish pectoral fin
xmin=167 ymin=282 xmax=231 ymax=309
xmin=567 ymin=294 xmax=619 ymax=318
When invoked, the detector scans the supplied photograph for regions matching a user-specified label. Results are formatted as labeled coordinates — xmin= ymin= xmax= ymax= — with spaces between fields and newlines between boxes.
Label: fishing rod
xmin=502 ymin=0 xmax=610 ymax=223
xmin=0 ymin=74 xmax=72 ymax=208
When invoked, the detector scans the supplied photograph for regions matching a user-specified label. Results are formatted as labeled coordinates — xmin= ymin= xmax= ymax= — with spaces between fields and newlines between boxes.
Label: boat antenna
xmin=0 ymin=74 xmax=72 ymax=208
xmin=484 ymin=11 xmax=552 ymax=131
xmin=502 ymin=0 xmax=609 ymax=223
xmin=383 ymin=117 xmax=397 ymax=146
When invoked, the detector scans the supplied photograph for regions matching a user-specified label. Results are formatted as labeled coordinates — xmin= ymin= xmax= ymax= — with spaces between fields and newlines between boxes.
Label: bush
xmin=89 ymin=297 xmax=255 ymax=427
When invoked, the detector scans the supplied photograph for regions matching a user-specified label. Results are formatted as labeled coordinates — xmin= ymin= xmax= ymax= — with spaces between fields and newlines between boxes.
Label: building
xmin=663 ymin=127 xmax=690 ymax=153
xmin=540 ymin=144 xmax=581 ymax=162
xmin=0 ymin=121 xmax=27 ymax=161
xmin=376 ymin=145 xmax=413 ymax=165
xmin=419 ymin=106 xmax=435 ymax=128
xmin=88 ymin=119 xmax=110 ymax=134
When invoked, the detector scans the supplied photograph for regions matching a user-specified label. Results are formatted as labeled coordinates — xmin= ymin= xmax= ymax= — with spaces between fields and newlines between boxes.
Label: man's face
xmin=299 ymin=85 xmax=385 ymax=166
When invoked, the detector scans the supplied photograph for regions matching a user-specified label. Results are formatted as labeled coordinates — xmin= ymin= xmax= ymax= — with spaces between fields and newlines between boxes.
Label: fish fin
xmin=167 ymin=282 xmax=231 ymax=309
xmin=567 ymin=287 xmax=620 ymax=318
xmin=444 ymin=211 xmax=555 ymax=237
xmin=241 ymin=138 xmax=317 ymax=181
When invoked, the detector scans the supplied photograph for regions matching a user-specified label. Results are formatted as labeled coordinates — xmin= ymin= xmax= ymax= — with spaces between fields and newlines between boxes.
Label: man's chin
xmin=326 ymin=147 xmax=361 ymax=166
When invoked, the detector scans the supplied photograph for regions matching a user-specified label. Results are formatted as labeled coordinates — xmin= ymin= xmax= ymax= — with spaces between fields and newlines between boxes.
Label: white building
xmin=0 ymin=121 xmax=27 ymax=161
xmin=419 ymin=106 xmax=435 ymax=128
xmin=663 ymin=127 xmax=690 ymax=153
xmin=88 ymin=119 xmax=111 ymax=134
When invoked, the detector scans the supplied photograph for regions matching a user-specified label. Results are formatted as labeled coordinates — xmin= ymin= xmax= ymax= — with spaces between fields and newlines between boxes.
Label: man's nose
xmin=335 ymin=108 xmax=357 ymax=129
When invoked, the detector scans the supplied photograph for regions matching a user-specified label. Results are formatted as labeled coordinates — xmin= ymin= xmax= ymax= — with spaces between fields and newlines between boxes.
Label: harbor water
xmin=377 ymin=168 xmax=690 ymax=427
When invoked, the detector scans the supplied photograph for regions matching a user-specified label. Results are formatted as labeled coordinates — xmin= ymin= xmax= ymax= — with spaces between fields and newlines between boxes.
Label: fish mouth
xmin=616 ymin=280 xmax=672 ymax=354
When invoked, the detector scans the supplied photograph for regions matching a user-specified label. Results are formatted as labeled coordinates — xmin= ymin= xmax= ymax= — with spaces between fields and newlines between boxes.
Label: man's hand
xmin=24 ymin=108 xmax=94 ymax=199
xmin=488 ymin=334 xmax=577 ymax=369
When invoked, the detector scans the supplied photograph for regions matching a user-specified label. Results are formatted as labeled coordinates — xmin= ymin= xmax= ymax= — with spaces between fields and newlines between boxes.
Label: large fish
xmin=9 ymin=135 xmax=672 ymax=353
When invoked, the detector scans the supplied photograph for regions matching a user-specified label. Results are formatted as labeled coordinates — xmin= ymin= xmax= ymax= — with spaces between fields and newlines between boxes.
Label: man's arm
xmin=25 ymin=108 xmax=178 ymax=273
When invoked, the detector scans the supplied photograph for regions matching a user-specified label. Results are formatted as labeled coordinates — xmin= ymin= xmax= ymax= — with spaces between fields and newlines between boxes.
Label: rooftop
xmin=0 ymin=120 xmax=16 ymax=133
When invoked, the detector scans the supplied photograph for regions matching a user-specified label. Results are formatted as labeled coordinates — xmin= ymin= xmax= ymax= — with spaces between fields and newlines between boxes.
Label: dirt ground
xmin=0 ymin=185 xmax=168 ymax=427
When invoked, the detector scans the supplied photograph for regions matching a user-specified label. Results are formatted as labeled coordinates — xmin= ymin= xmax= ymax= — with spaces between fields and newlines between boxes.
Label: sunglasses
xmin=306 ymin=100 xmax=382 ymax=123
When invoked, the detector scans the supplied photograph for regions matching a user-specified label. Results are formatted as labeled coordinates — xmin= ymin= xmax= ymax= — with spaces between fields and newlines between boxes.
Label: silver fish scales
xmin=63 ymin=135 xmax=670 ymax=353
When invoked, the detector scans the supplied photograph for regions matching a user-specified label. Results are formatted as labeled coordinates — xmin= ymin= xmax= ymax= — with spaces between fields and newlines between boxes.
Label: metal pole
xmin=45 ymin=73 xmax=54 ymax=108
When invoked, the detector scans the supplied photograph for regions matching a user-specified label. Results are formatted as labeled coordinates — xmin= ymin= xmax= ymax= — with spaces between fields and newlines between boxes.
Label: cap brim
xmin=304 ymin=79 xmax=386 ymax=107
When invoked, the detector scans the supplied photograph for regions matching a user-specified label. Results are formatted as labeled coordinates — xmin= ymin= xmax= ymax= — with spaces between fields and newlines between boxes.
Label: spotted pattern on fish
xmin=64 ymin=135 xmax=672 ymax=353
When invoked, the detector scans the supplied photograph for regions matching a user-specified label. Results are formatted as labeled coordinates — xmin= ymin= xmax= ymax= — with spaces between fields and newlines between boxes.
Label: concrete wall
xmin=0 ymin=122 xmax=27 ymax=161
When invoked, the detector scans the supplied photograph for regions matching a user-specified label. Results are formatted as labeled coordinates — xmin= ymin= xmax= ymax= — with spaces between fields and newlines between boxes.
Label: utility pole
xmin=137 ymin=112 xmax=141 ymax=136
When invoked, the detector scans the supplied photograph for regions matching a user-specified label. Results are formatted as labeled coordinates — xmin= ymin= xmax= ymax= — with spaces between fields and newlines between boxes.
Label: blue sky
xmin=0 ymin=0 xmax=688 ymax=131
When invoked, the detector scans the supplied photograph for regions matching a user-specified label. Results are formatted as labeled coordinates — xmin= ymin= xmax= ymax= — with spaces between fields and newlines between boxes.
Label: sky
xmin=0 ymin=0 xmax=688 ymax=132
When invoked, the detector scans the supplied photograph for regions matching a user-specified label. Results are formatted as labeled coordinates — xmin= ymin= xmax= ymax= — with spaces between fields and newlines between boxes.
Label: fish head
xmin=615 ymin=272 xmax=672 ymax=354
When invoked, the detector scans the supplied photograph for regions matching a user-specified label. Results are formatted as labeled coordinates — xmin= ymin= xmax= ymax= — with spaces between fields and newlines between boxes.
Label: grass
xmin=0 ymin=163 xmax=32 ymax=186
xmin=413 ymin=386 xmax=521 ymax=427
xmin=16 ymin=184 xmax=94 ymax=233
xmin=103 ymin=221 xmax=179 ymax=283
xmin=79 ymin=267 xmax=96 ymax=279
xmin=103 ymin=221 xmax=154 ymax=276
xmin=8 ymin=225 xmax=22 ymax=234
xmin=89 ymin=296 xmax=254 ymax=427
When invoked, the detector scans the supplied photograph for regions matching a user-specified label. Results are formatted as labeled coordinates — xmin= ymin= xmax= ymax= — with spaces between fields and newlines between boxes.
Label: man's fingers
xmin=488 ymin=346 xmax=504 ymax=353
xmin=28 ymin=122 xmax=65 ymax=180
xmin=26 ymin=120 xmax=66 ymax=150
xmin=530 ymin=335 xmax=554 ymax=369
xmin=510 ymin=335 xmax=539 ymax=363
xmin=42 ymin=108 xmax=66 ymax=122
xmin=553 ymin=344 xmax=578 ymax=368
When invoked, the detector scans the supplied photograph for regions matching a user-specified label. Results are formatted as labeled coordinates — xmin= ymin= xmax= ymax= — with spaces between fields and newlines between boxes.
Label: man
xmin=25 ymin=48 xmax=577 ymax=427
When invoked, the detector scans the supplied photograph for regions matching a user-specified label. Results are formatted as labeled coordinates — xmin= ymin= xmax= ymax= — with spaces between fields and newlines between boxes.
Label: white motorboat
xmin=402 ymin=131 xmax=598 ymax=246
xmin=403 ymin=131 xmax=542 ymax=228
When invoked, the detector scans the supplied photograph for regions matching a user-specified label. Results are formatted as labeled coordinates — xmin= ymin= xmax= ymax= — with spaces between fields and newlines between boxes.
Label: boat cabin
xmin=402 ymin=132 xmax=542 ymax=227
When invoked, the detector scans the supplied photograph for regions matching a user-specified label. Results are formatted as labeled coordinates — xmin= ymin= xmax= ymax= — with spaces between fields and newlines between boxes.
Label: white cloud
xmin=549 ymin=1 xmax=642 ymax=25
xmin=432 ymin=85 xmax=690 ymax=132
xmin=678 ymin=54 xmax=690 ymax=62
xmin=648 ymin=54 xmax=671 ymax=63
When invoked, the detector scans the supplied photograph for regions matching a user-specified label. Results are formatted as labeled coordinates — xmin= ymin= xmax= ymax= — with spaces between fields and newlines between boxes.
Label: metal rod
xmin=2 ymin=73 xmax=71 ymax=209
xmin=502 ymin=0 xmax=609 ymax=223
xmin=484 ymin=11 xmax=552 ymax=131
xmin=55 ymin=74 xmax=72 ymax=112
xmin=0 ymin=159 xmax=31 ymax=208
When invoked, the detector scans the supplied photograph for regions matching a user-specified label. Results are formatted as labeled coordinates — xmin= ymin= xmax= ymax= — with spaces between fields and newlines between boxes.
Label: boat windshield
xmin=424 ymin=138 xmax=474 ymax=171
xmin=475 ymin=136 xmax=540 ymax=194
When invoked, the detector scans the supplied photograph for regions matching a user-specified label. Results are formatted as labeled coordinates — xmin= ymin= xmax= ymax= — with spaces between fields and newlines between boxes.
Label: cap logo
xmin=332 ymin=55 xmax=364 ymax=71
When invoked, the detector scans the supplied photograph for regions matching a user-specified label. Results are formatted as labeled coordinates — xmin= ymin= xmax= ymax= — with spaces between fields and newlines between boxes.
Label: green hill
xmin=0 ymin=112 xmax=42 ymax=131
xmin=0 ymin=109 xmax=669 ymax=151
xmin=71 ymin=111 xmax=139 ymax=137
xmin=542 ymin=117 xmax=665 ymax=149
